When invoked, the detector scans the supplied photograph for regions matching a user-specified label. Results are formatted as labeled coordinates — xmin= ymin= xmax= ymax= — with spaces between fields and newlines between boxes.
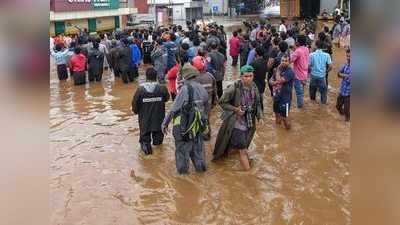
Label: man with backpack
xmin=161 ymin=64 xmax=210 ymax=174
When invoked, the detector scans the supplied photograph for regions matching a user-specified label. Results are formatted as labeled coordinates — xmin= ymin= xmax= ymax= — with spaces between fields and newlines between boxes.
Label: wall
xmin=136 ymin=0 xmax=149 ymax=13
xmin=203 ymin=0 xmax=228 ymax=14
xmin=52 ymin=0 xmax=120 ymax=12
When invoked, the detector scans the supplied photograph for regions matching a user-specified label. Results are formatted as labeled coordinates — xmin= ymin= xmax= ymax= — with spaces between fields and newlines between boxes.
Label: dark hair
xmin=281 ymin=53 xmax=290 ymax=61
xmin=318 ymin=32 xmax=326 ymax=42
xmin=315 ymin=40 xmax=323 ymax=49
xmin=296 ymin=35 xmax=307 ymax=46
xmin=198 ymin=48 xmax=205 ymax=57
xmin=255 ymin=47 xmax=264 ymax=57
xmin=99 ymin=33 xmax=105 ymax=39
xmin=273 ymin=37 xmax=281 ymax=46
xmin=287 ymin=30 xmax=294 ymax=37
xmin=281 ymin=19 xmax=286 ymax=24
xmin=250 ymin=40 xmax=258 ymax=48
xmin=181 ymin=43 xmax=190 ymax=50
xmin=145 ymin=67 xmax=157 ymax=81
xmin=193 ymin=38 xmax=201 ymax=46
xmin=233 ymin=31 xmax=238 ymax=37
xmin=55 ymin=43 xmax=63 ymax=51
xmin=280 ymin=32 xmax=287 ymax=40
xmin=279 ymin=41 xmax=289 ymax=53
xmin=74 ymin=47 xmax=81 ymax=54
xmin=323 ymin=26 xmax=330 ymax=33
xmin=92 ymin=41 xmax=99 ymax=49
xmin=210 ymin=42 xmax=218 ymax=50
xmin=271 ymin=27 xmax=277 ymax=34
xmin=243 ymin=34 xmax=250 ymax=40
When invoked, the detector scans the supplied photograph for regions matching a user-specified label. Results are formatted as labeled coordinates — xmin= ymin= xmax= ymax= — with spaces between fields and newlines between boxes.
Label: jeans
xmin=310 ymin=76 xmax=328 ymax=104
xmin=293 ymin=79 xmax=305 ymax=108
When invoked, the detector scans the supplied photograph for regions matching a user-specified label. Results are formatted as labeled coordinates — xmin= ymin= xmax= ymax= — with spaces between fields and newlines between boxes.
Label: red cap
xmin=191 ymin=56 xmax=205 ymax=71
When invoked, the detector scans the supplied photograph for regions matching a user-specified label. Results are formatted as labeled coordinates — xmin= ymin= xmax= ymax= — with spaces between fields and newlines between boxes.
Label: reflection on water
xmin=50 ymin=34 xmax=349 ymax=225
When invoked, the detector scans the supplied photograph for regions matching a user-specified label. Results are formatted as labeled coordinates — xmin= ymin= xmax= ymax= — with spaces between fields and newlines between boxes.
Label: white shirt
xmin=279 ymin=24 xmax=287 ymax=33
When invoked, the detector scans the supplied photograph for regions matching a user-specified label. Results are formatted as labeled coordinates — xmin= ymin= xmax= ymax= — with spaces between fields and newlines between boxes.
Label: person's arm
xmin=219 ymin=84 xmax=239 ymax=113
xmin=326 ymin=54 xmax=333 ymax=72
xmin=290 ymin=50 xmax=298 ymax=63
xmin=131 ymin=89 xmax=141 ymax=114
xmin=337 ymin=65 xmax=349 ymax=78
xmin=246 ymin=50 xmax=254 ymax=65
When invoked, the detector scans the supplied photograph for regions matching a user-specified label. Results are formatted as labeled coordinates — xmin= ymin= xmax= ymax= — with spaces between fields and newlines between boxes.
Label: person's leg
xmin=139 ymin=130 xmax=153 ymax=155
xmin=320 ymin=77 xmax=328 ymax=104
xmin=294 ymin=79 xmax=304 ymax=107
xmin=267 ymin=72 xmax=274 ymax=96
xmin=152 ymin=131 xmax=164 ymax=146
xmin=273 ymin=100 xmax=281 ymax=125
xmin=88 ymin=69 xmax=95 ymax=82
xmin=190 ymin=136 xmax=207 ymax=173
xmin=97 ymin=67 xmax=103 ymax=81
xmin=309 ymin=77 xmax=317 ymax=101
xmin=121 ymin=70 xmax=129 ymax=83
xmin=232 ymin=55 xmax=238 ymax=66
xmin=260 ymin=92 xmax=264 ymax=112
xmin=175 ymin=141 xmax=190 ymax=174
xmin=239 ymin=149 xmax=251 ymax=171
xmin=171 ymin=92 xmax=176 ymax=101
xmin=336 ymin=94 xmax=345 ymax=115
xmin=344 ymin=95 xmax=350 ymax=121
xmin=217 ymin=81 xmax=223 ymax=98
xmin=281 ymin=102 xmax=291 ymax=130
xmin=326 ymin=70 xmax=329 ymax=87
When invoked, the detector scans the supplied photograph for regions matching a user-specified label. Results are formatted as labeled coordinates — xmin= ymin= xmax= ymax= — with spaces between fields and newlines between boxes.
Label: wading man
xmin=162 ymin=64 xmax=210 ymax=174
xmin=132 ymin=68 xmax=170 ymax=155
xmin=212 ymin=65 xmax=262 ymax=171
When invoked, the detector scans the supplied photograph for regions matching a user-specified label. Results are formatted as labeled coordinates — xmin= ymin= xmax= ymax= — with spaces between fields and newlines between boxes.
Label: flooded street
xmin=50 ymin=29 xmax=350 ymax=225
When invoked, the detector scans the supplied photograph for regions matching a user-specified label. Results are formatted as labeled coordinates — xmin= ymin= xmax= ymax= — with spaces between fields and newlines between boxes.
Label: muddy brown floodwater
xmin=50 ymin=29 xmax=349 ymax=225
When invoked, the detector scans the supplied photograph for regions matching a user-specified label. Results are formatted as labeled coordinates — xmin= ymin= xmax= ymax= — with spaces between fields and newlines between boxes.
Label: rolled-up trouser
xmin=310 ymin=76 xmax=327 ymax=104
xmin=57 ymin=64 xmax=68 ymax=80
xmin=72 ymin=71 xmax=86 ymax=85
xmin=175 ymin=136 xmax=207 ymax=174
xmin=336 ymin=94 xmax=350 ymax=121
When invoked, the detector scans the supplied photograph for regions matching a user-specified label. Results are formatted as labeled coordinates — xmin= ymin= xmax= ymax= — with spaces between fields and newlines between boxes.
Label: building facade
xmin=147 ymin=0 xmax=204 ymax=25
xmin=50 ymin=0 xmax=138 ymax=36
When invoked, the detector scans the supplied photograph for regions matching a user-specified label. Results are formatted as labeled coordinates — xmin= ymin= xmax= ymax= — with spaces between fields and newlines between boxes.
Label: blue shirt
xmin=130 ymin=44 xmax=142 ymax=66
xmin=275 ymin=67 xmax=295 ymax=103
xmin=50 ymin=48 xmax=70 ymax=65
xmin=309 ymin=49 xmax=332 ymax=78
xmin=339 ymin=64 xmax=351 ymax=96
xmin=246 ymin=49 xmax=256 ymax=65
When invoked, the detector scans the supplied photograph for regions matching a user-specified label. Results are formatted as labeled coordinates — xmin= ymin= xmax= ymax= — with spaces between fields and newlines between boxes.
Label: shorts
xmin=273 ymin=101 xmax=291 ymax=118
xmin=229 ymin=128 xmax=249 ymax=150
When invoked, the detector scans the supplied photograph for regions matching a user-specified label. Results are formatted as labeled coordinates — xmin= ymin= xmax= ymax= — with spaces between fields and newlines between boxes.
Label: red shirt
xmin=166 ymin=64 xmax=180 ymax=94
xmin=70 ymin=53 xmax=87 ymax=72
xmin=229 ymin=36 xmax=240 ymax=56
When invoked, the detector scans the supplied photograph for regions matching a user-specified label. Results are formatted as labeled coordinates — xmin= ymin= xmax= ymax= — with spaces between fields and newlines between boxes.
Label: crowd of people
xmin=50 ymin=16 xmax=351 ymax=174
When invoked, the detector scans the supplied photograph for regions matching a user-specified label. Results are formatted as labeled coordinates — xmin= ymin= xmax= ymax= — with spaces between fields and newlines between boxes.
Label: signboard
xmin=52 ymin=0 xmax=119 ymax=12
